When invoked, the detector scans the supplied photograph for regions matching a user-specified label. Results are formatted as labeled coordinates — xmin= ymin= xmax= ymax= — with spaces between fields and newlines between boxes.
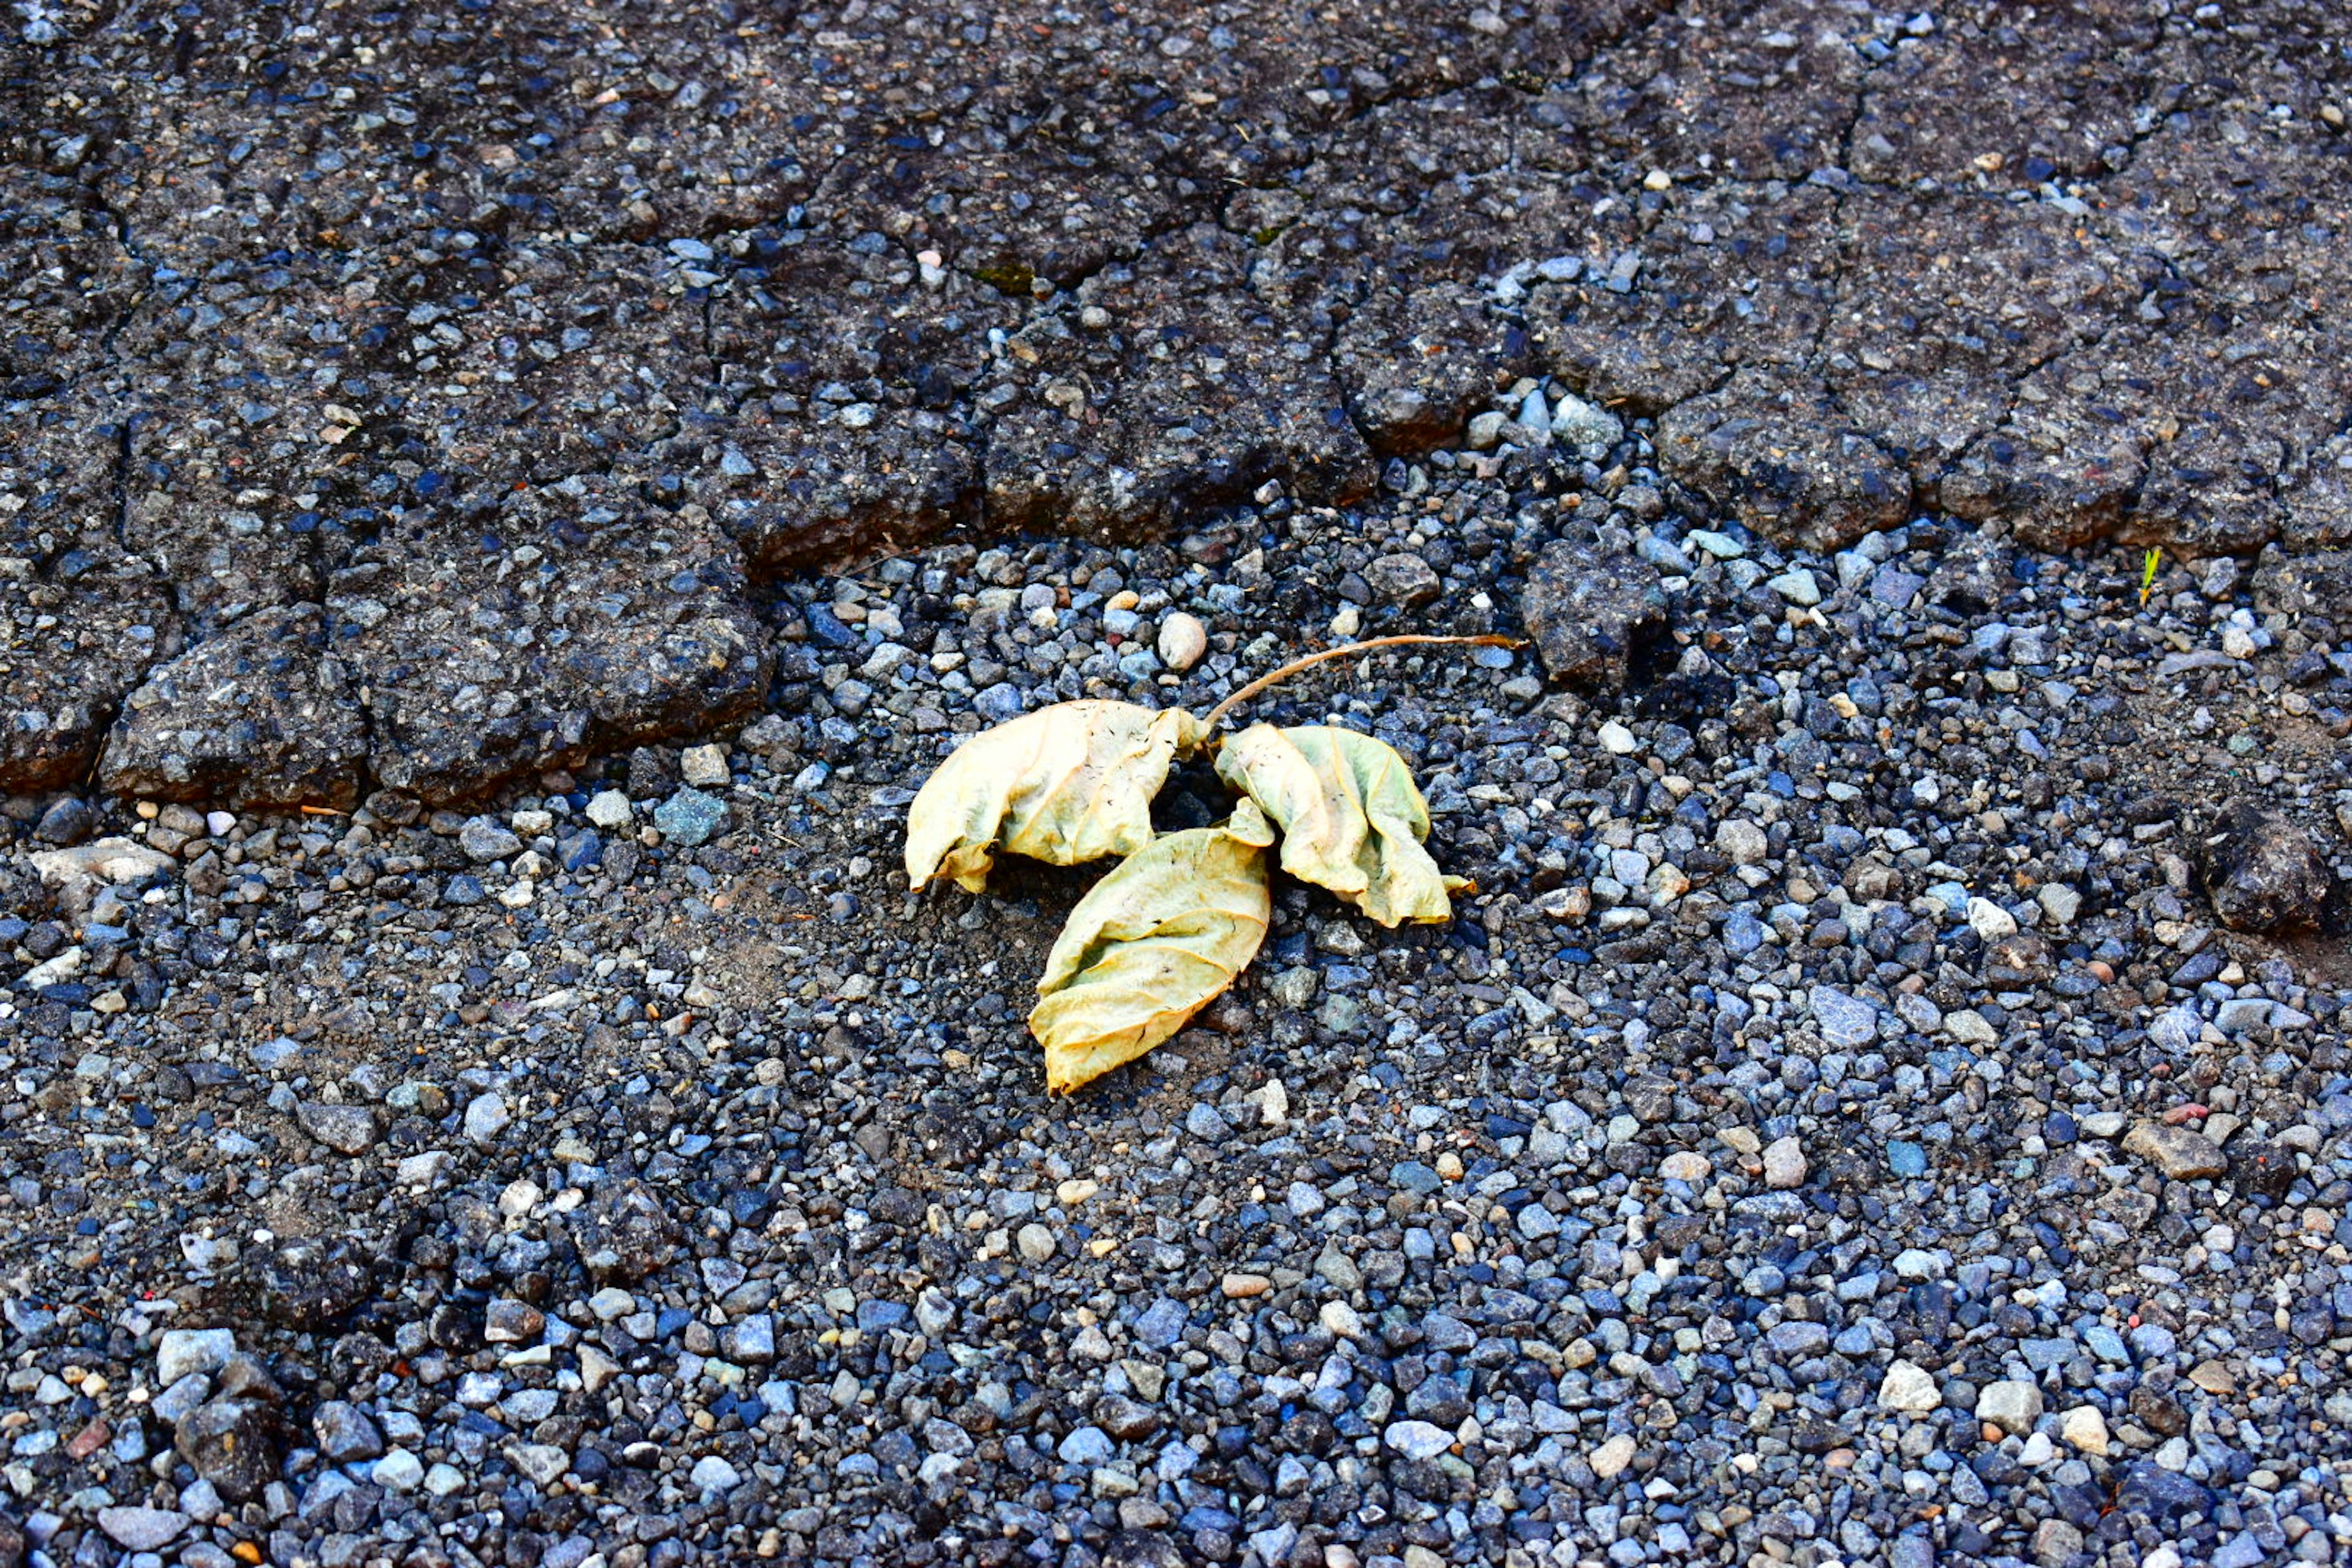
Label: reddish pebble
xmin=66 ymin=1419 xmax=108 ymax=1459
xmin=2162 ymin=1104 xmax=2209 ymax=1125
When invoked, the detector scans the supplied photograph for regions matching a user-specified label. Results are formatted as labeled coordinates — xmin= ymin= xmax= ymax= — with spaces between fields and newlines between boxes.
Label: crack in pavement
xmin=5 ymin=0 xmax=2348 ymax=805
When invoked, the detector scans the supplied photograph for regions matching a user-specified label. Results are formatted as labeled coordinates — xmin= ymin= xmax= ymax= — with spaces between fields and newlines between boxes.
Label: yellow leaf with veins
xmin=1214 ymin=722 xmax=1450 ymax=926
xmin=1030 ymin=802 xmax=1275 ymax=1094
xmin=904 ymin=701 xmax=1203 ymax=892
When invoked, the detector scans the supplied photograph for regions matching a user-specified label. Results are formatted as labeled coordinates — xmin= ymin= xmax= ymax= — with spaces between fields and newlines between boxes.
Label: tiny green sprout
xmin=2139 ymin=546 xmax=2162 ymax=608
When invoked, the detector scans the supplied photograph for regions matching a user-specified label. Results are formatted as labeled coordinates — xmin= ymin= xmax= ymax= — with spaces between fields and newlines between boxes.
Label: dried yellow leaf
xmin=1030 ymin=802 xmax=1276 ymax=1095
xmin=1214 ymin=722 xmax=1450 ymax=927
xmin=905 ymin=701 xmax=1204 ymax=892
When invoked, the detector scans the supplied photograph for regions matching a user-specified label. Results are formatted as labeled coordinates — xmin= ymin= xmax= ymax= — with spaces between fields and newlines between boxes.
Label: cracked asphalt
xmin=2 ymin=0 xmax=2348 ymax=807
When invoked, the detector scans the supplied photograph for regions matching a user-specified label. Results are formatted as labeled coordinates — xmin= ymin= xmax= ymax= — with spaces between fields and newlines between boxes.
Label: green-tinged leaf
xmin=1215 ymin=722 xmax=1451 ymax=926
xmin=1030 ymin=802 xmax=1276 ymax=1095
xmin=905 ymin=701 xmax=1204 ymax=892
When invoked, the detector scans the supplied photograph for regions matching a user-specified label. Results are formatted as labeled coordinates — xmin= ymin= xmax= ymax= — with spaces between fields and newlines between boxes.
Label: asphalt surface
xmin=3 ymin=0 xmax=2350 ymax=805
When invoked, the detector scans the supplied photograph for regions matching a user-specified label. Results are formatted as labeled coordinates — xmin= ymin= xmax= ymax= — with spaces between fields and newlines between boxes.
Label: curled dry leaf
xmin=1215 ymin=722 xmax=1451 ymax=927
xmin=1030 ymin=802 xmax=1276 ymax=1095
xmin=904 ymin=700 xmax=1204 ymax=892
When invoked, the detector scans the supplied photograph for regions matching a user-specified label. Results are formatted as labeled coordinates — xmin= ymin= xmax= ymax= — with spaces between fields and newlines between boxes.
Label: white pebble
xmin=690 ymin=1455 xmax=742 ymax=1493
xmin=464 ymin=1092 xmax=511 ymax=1145
xmin=1319 ymin=1300 xmax=1364 ymax=1340
xmin=1659 ymin=1152 xmax=1711 ymax=1183
xmin=155 ymin=1329 xmax=235 ymax=1386
xmin=1878 ymin=1360 xmax=1942 ymax=1414
xmin=373 ymin=1450 xmax=424 ymax=1491
xmin=1596 ymin=721 xmax=1638 ymax=755
xmin=1966 ymin=896 xmax=2019 ymax=941
xmin=1156 ymin=612 xmax=1208 ymax=672
xmin=584 ymin=790 xmax=635 ymax=829
xmin=2060 ymin=1406 xmax=2109 ymax=1456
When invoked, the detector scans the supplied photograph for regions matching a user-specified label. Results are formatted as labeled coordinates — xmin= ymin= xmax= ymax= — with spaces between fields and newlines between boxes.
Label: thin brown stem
xmin=1200 ymin=634 xmax=1528 ymax=733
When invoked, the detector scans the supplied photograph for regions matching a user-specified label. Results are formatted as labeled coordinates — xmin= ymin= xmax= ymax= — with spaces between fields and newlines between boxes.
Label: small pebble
xmin=1156 ymin=612 xmax=1208 ymax=672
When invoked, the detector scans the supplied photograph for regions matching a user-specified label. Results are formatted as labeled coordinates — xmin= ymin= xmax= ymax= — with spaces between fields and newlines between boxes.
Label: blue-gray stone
xmin=1722 ymin=909 xmax=1768 ymax=956
xmin=2214 ymin=998 xmax=2275 ymax=1034
xmin=1185 ymin=1104 xmax=1230 ymax=1139
xmin=1887 ymin=1140 xmax=1928 ymax=1177
xmin=558 ymin=830 xmax=603 ymax=872
xmin=2149 ymin=1005 xmax=2200 ymax=1052
xmin=974 ymin=682 xmax=1025 ymax=723
xmin=804 ymin=603 xmax=859 ymax=647
xmin=2082 ymin=1325 xmax=2130 ymax=1364
xmin=1421 ymin=1314 xmax=1475 ymax=1352
xmin=1811 ymin=987 xmax=1880 ymax=1047
xmin=459 ymin=817 xmax=522 ymax=861
xmin=855 ymin=1300 xmax=908 ymax=1334
xmin=1382 ymin=1420 xmax=1454 ymax=1460
xmin=1390 ymin=1160 xmax=1442 ymax=1195
xmin=1766 ymin=1322 xmax=1830 ymax=1354
xmin=1134 ymin=1298 xmax=1188 ymax=1349
xmin=1869 ymin=565 xmax=1925 ymax=607
xmin=2211 ymin=1534 xmax=2266 ymax=1568
xmin=2021 ymin=1337 xmax=2075 ymax=1372
xmin=248 ymin=1038 xmax=303 ymax=1071
xmin=98 ymin=1505 xmax=189 ymax=1552
xmin=654 ymin=788 xmax=728 ymax=847
xmin=725 ymin=1316 xmax=775 ymax=1362
xmin=1057 ymin=1425 xmax=1115 ymax=1465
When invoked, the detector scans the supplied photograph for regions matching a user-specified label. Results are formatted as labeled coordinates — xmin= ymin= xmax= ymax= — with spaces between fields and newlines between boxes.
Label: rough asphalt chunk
xmin=330 ymin=507 xmax=771 ymax=804
xmin=571 ymin=1177 xmax=683 ymax=1286
xmin=97 ymin=605 xmax=369 ymax=810
xmin=2123 ymin=1121 xmax=2231 ymax=1182
xmin=984 ymin=224 xmax=1374 ymax=540
xmin=2198 ymin=800 xmax=2335 ymax=934
xmin=1517 ymin=530 xmax=1668 ymax=692
xmin=1658 ymin=374 xmax=1913 ymax=554
xmin=1333 ymin=284 xmax=1523 ymax=458
xmin=173 ymin=1398 xmax=281 ymax=1503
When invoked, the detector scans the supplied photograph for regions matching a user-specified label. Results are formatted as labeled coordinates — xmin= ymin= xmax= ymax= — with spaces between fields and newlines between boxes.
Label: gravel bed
xmin=1 ymin=393 xmax=2350 ymax=1568
xmin=5 ymin=3 xmax=2352 ymax=1567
